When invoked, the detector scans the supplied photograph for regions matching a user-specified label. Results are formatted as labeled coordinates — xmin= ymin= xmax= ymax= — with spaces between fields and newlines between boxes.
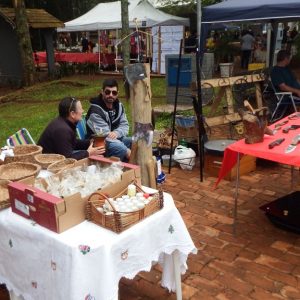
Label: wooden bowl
xmin=47 ymin=158 xmax=76 ymax=174
xmin=34 ymin=154 xmax=65 ymax=169
xmin=0 ymin=162 xmax=41 ymax=181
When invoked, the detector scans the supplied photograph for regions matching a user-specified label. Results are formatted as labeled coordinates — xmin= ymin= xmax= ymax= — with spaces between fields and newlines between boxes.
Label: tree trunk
xmin=13 ymin=0 xmax=35 ymax=86
xmin=130 ymin=64 xmax=154 ymax=186
xmin=121 ymin=0 xmax=130 ymax=67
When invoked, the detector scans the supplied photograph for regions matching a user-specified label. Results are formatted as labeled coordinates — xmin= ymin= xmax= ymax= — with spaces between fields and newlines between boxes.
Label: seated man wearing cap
xmin=38 ymin=97 xmax=105 ymax=159
xmin=86 ymin=79 xmax=131 ymax=162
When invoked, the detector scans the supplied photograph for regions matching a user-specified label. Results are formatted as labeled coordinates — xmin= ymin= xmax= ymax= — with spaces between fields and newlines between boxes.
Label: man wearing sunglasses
xmin=38 ymin=97 xmax=105 ymax=159
xmin=86 ymin=79 xmax=131 ymax=161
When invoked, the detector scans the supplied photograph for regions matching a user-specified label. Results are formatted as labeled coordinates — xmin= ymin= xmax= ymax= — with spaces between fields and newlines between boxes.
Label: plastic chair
xmin=6 ymin=128 xmax=35 ymax=147
xmin=76 ymin=114 xmax=87 ymax=140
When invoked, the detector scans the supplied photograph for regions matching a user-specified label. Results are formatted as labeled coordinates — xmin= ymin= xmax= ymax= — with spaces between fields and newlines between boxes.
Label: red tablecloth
xmin=216 ymin=114 xmax=300 ymax=186
xmin=34 ymin=52 xmax=115 ymax=65
xmin=56 ymin=52 xmax=99 ymax=63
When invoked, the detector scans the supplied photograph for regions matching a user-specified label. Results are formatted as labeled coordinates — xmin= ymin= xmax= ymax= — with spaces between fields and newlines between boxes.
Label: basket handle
xmin=87 ymin=191 xmax=117 ymax=212
xmin=114 ymin=179 xmax=155 ymax=198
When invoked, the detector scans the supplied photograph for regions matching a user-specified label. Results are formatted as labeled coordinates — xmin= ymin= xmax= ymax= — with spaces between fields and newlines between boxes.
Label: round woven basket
xmin=47 ymin=158 xmax=76 ymax=174
xmin=0 ymin=162 xmax=41 ymax=181
xmin=5 ymin=145 xmax=43 ymax=164
xmin=0 ymin=179 xmax=11 ymax=210
xmin=34 ymin=154 xmax=65 ymax=169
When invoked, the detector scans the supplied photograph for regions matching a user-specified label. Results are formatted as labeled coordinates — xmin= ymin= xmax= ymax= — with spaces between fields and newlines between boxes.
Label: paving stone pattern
xmin=1 ymin=163 xmax=300 ymax=299
xmin=119 ymin=162 xmax=300 ymax=299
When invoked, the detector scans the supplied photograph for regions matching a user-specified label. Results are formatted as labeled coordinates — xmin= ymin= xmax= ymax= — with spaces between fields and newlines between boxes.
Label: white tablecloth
xmin=0 ymin=192 xmax=196 ymax=300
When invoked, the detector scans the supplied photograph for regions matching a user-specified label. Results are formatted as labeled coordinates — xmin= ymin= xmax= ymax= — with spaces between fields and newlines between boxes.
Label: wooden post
xmin=130 ymin=63 xmax=153 ymax=186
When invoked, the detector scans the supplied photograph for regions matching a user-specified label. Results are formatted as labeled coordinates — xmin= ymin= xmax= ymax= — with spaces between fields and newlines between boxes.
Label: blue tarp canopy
xmin=210 ymin=23 xmax=240 ymax=31
xmin=203 ymin=0 xmax=300 ymax=23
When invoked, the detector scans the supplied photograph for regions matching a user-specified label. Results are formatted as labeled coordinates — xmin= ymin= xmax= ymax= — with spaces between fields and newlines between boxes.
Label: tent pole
xmin=168 ymin=39 xmax=183 ymax=174
xmin=158 ymin=27 xmax=161 ymax=74
xmin=197 ymin=0 xmax=202 ymax=50
xmin=266 ymin=23 xmax=272 ymax=68
xmin=98 ymin=30 xmax=101 ymax=70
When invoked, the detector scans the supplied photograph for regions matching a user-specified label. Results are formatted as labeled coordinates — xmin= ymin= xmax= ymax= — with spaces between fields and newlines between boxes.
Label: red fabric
xmin=34 ymin=52 xmax=115 ymax=65
xmin=56 ymin=52 xmax=99 ymax=63
xmin=215 ymin=114 xmax=300 ymax=186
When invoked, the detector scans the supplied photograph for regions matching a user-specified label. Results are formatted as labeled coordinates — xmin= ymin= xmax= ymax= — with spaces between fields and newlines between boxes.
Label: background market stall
xmin=201 ymin=0 xmax=300 ymax=68
xmin=57 ymin=0 xmax=189 ymax=73
xmin=0 ymin=8 xmax=63 ymax=86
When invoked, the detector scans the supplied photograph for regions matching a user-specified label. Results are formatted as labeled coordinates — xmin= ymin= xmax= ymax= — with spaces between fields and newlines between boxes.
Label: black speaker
xmin=260 ymin=191 xmax=300 ymax=234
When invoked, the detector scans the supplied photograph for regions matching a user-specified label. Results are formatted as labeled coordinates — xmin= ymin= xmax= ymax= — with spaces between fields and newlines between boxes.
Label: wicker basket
xmin=47 ymin=158 xmax=76 ymax=174
xmin=0 ymin=162 xmax=41 ymax=181
xmin=86 ymin=182 xmax=164 ymax=233
xmin=34 ymin=154 xmax=65 ymax=169
xmin=5 ymin=145 xmax=42 ymax=164
xmin=0 ymin=179 xmax=11 ymax=210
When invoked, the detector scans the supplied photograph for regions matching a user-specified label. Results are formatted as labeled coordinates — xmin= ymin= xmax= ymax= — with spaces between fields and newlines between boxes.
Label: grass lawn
xmin=0 ymin=75 xmax=221 ymax=146
xmin=0 ymin=76 xmax=169 ymax=145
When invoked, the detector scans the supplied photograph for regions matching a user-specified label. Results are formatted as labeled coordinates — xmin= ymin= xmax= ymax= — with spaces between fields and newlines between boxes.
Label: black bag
xmin=260 ymin=191 xmax=300 ymax=234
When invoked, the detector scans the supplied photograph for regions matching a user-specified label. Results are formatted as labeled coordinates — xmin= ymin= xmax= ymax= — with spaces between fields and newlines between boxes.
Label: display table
xmin=34 ymin=52 xmax=115 ymax=66
xmin=215 ymin=113 xmax=300 ymax=233
xmin=0 ymin=191 xmax=196 ymax=300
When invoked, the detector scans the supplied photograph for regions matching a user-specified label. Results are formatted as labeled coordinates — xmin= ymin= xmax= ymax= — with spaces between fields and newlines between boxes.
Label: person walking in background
xmin=81 ymin=35 xmax=89 ymax=52
xmin=282 ymin=25 xmax=290 ymax=49
xmin=240 ymin=30 xmax=255 ymax=69
xmin=38 ymin=97 xmax=105 ymax=159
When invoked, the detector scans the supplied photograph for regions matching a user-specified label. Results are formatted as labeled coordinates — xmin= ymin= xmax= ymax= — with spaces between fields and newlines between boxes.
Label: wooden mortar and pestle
xmin=240 ymin=100 xmax=273 ymax=144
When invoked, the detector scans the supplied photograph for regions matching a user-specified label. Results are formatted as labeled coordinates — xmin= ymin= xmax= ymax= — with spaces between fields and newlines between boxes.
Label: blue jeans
xmin=105 ymin=137 xmax=132 ymax=161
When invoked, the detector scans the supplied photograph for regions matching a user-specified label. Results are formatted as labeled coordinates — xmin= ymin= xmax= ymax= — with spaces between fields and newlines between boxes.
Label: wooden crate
xmin=204 ymin=153 xmax=256 ymax=180
xmin=176 ymin=125 xmax=199 ymax=142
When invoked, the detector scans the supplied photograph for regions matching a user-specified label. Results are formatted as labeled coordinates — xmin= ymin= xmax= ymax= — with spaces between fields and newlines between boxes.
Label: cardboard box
xmin=8 ymin=156 xmax=141 ymax=233
xmin=204 ymin=153 xmax=256 ymax=180
xmin=248 ymin=63 xmax=265 ymax=71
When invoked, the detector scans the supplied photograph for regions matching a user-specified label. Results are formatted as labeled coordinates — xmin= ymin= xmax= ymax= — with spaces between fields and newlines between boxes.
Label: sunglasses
xmin=104 ymin=89 xmax=118 ymax=96
xmin=69 ymin=97 xmax=77 ymax=113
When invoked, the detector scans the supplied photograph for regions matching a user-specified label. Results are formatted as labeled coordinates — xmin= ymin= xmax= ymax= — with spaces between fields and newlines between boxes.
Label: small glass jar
xmin=127 ymin=184 xmax=136 ymax=197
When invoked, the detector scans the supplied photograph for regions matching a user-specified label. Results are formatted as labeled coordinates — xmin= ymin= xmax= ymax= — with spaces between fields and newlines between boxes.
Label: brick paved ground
xmin=119 ymin=161 xmax=300 ymax=300
xmin=1 ymin=162 xmax=300 ymax=300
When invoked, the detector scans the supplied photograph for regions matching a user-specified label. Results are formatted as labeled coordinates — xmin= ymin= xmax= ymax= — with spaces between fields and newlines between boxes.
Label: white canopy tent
xmin=57 ymin=0 xmax=189 ymax=73
xmin=57 ymin=0 xmax=189 ymax=32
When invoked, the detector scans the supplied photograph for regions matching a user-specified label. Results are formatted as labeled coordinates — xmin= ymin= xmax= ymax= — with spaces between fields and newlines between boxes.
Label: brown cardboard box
xmin=8 ymin=156 xmax=141 ymax=233
xmin=204 ymin=153 xmax=256 ymax=180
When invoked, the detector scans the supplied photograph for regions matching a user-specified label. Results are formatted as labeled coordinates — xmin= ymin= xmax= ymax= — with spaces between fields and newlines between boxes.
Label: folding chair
xmin=76 ymin=114 xmax=87 ymax=140
xmin=6 ymin=128 xmax=35 ymax=147
xmin=263 ymin=77 xmax=298 ymax=123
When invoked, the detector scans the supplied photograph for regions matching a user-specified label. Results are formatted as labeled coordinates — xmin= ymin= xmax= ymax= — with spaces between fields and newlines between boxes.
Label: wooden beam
xmin=191 ymin=74 xmax=265 ymax=89
xmin=206 ymin=113 xmax=241 ymax=127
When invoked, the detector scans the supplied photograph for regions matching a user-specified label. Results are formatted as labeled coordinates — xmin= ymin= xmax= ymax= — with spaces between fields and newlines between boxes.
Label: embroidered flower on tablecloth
xmin=31 ymin=281 xmax=37 ymax=289
xmin=78 ymin=245 xmax=90 ymax=255
xmin=121 ymin=249 xmax=128 ymax=260
xmin=9 ymin=239 xmax=13 ymax=248
xmin=51 ymin=260 xmax=57 ymax=271
xmin=168 ymin=224 xmax=175 ymax=234
xmin=85 ymin=294 xmax=96 ymax=300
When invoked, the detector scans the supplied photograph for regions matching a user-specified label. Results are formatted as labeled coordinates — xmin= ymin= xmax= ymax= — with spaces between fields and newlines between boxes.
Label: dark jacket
xmin=85 ymin=95 xmax=129 ymax=138
xmin=38 ymin=116 xmax=90 ymax=160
